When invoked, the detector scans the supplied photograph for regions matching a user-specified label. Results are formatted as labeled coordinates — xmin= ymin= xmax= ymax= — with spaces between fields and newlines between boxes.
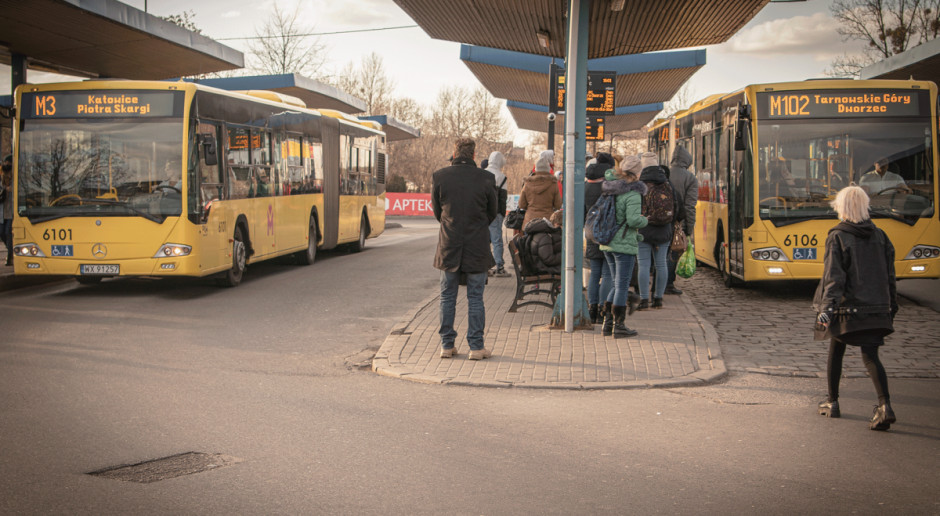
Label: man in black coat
xmin=432 ymin=138 xmax=498 ymax=360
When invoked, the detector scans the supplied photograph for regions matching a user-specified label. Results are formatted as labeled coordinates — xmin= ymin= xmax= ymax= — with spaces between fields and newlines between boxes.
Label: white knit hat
xmin=640 ymin=152 xmax=659 ymax=169
xmin=535 ymin=155 xmax=552 ymax=172
xmin=621 ymin=155 xmax=642 ymax=176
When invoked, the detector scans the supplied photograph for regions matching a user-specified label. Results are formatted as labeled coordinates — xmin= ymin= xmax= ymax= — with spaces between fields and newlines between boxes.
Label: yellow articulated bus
xmin=649 ymin=79 xmax=939 ymax=287
xmin=11 ymin=80 xmax=387 ymax=286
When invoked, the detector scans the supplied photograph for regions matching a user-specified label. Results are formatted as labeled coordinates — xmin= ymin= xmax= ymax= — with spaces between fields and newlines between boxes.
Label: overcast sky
xmin=7 ymin=0 xmax=866 ymax=141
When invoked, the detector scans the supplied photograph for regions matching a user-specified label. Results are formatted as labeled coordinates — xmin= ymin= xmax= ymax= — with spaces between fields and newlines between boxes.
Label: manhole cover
xmin=89 ymin=452 xmax=242 ymax=483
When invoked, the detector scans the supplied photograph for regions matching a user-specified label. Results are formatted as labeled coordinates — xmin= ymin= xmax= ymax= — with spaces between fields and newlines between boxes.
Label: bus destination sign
xmin=22 ymin=90 xmax=183 ymax=119
xmin=757 ymin=90 xmax=928 ymax=119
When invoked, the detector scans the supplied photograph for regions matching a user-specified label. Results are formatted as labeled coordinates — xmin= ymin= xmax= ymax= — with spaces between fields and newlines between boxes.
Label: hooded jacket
xmin=813 ymin=220 xmax=898 ymax=342
xmin=598 ymin=169 xmax=649 ymax=256
xmin=486 ymin=151 xmax=508 ymax=215
xmin=638 ymin=165 xmax=679 ymax=245
xmin=669 ymin=146 xmax=698 ymax=238
xmin=518 ymin=170 xmax=561 ymax=229
xmin=432 ymin=157 xmax=497 ymax=273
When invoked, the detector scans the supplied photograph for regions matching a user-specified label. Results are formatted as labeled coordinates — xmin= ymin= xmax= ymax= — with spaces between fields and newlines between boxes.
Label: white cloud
xmin=221 ymin=10 xmax=240 ymax=18
xmin=723 ymin=12 xmax=846 ymax=56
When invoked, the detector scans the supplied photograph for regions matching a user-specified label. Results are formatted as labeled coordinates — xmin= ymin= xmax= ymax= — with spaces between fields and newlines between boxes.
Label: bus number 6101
xmin=784 ymin=234 xmax=818 ymax=246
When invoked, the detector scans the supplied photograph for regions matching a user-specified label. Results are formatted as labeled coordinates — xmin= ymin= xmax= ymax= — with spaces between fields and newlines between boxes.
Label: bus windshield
xmin=17 ymin=119 xmax=184 ymax=222
xmin=756 ymin=117 xmax=934 ymax=225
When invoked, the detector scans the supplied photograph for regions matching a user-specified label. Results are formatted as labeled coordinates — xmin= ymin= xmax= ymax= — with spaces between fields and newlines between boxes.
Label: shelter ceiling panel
xmin=508 ymin=105 xmax=658 ymax=134
xmin=463 ymin=61 xmax=548 ymax=105
xmin=393 ymin=0 xmax=769 ymax=58
xmin=616 ymin=66 xmax=701 ymax=106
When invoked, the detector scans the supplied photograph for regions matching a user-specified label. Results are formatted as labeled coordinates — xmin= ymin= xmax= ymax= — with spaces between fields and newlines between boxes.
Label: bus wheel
xmin=76 ymin=276 xmax=103 ymax=285
xmin=297 ymin=218 xmax=317 ymax=265
xmin=352 ymin=214 xmax=368 ymax=253
xmin=718 ymin=242 xmax=738 ymax=288
xmin=222 ymin=226 xmax=247 ymax=287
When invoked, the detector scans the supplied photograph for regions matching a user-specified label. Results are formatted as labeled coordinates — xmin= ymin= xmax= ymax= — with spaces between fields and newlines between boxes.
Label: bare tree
xmin=161 ymin=10 xmax=202 ymax=34
xmin=333 ymin=53 xmax=397 ymax=115
xmin=661 ymin=83 xmax=697 ymax=118
xmin=828 ymin=0 xmax=940 ymax=77
xmin=249 ymin=3 xmax=328 ymax=79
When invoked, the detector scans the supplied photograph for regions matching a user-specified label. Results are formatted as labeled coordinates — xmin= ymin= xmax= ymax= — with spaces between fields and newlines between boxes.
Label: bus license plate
xmin=792 ymin=248 xmax=817 ymax=260
xmin=81 ymin=264 xmax=119 ymax=275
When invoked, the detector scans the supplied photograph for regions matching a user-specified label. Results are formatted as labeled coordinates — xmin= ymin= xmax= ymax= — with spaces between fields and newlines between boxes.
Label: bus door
xmin=250 ymin=129 xmax=276 ymax=258
xmin=194 ymin=122 xmax=228 ymax=272
xmin=723 ymin=112 xmax=744 ymax=278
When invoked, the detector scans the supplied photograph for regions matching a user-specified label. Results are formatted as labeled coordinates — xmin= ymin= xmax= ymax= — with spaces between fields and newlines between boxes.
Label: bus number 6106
xmin=784 ymin=234 xmax=818 ymax=246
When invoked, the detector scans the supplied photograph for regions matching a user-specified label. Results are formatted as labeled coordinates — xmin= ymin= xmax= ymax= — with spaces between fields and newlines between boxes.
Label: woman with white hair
xmin=813 ymin=185 xmax=898 ymax=431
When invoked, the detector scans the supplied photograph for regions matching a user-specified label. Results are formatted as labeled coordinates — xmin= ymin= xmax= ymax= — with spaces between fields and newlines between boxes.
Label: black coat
xmin=638 ymin=165 xmax=679 ymax=245
xmin=525 ymin=218 xmax=562 ymax=274
xmin=432 ymin=157 xmax=497 ymax=273
xmin=583 ymin=179 xmax=605 ymax=260
xmin=813 ymin=221 xmax=898 ymax=342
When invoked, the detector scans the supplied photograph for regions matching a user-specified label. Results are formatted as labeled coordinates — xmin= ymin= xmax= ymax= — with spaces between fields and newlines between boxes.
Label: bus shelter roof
xmin=0 ymin=0 xmax=243 ymax=79
xmin=359 ymin=115 xmax=422 ymax=142
xmin=507 ymin=99 xmax=663 ymax=134
xmin=460 ymin=44 xmax=705 ymax=108
xmin=859 ymin=37 xmax=940 ymax=83
xmin=392 ymin=0 xmax=769 ymax=58
xmin=190 ymin=74 xmax=367 ymax=114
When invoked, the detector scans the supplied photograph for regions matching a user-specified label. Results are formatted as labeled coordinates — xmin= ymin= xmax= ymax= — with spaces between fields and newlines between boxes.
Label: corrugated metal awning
xmin=461 ymin=44 xmax=704 ymax=108
xmin=392 ymin=0 xmax=769 ymax=58
xmin=860 ymin=37 xmax=940 ymax=83
xmin=190 ymin=74 xmax=367 ymax=114
xmin=0 ymin=0 xmax=243 ymax=79
xmin=507 ymin=99 xmax=661 ymax=134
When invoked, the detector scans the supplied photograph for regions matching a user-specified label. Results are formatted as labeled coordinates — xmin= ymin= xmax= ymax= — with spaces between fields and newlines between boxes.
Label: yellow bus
xmin=649 ymin=79 xmax=939 ymax=286
xmin=10 ymin=80 xmax=387 ymax=286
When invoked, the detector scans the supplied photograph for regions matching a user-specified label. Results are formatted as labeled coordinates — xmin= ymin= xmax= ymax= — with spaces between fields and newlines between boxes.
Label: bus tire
xmin=222 ymin=225 xmax=247 ymax=287
xmin=718 ymin=241 xmax=739 ymax=288
xmin=297 ymin=217 xmax=317 ymax=265
xmin=351 ymin=214 xmax=368 ymax=253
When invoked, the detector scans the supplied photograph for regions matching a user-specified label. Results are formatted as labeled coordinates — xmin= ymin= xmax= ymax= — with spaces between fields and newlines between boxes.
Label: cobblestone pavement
xmin=680 ymin=266 xmax=940 ymax=379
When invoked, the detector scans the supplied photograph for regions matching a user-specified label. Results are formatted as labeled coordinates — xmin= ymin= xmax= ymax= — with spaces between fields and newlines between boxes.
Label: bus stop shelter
xmin=859 ymin=36 xmax=940 ymax=83
xmin=192 ymin=74 xmax=368 ymax=116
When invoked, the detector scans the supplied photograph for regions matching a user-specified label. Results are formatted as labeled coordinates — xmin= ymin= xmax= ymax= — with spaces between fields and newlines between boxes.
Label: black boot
xmin=818 ymin=399 xmax=840 ymax=418
xmin=589 ymin=304 xmax=599 ymax=324
xmin=870 ymin=401 xmax=896 ymax=431
xmin=601 ymin=302 xmax=613 ymax=336
xmin=612 ymin=305 xmax=638 ymax=338
xmin=627 ymin=292 xmax=640 ymax=315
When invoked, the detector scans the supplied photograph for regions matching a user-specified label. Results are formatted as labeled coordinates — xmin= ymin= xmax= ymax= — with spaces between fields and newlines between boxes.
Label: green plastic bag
xmin=676 ymin=240 xmax=696 ymax=279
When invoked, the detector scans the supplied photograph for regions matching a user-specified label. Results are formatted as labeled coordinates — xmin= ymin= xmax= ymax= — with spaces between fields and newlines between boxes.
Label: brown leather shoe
xmin=467 ymin=348 xmax=492 ymax=360
xmin=440 ymin=346 xmax=458 ymax=358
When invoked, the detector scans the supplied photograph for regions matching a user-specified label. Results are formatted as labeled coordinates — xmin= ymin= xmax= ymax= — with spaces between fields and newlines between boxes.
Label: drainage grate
xmin=88 ymin=452 xmax=242 ymax=483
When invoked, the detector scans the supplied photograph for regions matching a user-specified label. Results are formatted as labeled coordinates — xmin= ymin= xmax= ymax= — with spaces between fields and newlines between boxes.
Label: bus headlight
xmin=154 ymin=244 xmax=192 ymax=258
xmin=750 ymin=247 xmax=789 ymax=261
xmin=904 ymin=245 xmax=940 ymax=260
xmin=13 ymin=243 xmax=46 ymax=257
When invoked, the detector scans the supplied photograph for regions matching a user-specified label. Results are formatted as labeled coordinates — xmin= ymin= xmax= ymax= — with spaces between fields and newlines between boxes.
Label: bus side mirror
xmin=202 ymin=134 xmax=218 ymax=166
xmin=734 ymin=120 xmax=748 ymax=151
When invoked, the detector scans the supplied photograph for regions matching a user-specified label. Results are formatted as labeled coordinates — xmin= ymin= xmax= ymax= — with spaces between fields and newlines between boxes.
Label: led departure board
xmin=21 ymin=90 xmax=184 ymax=119
xmin=757 ymin=90 xmax=929 ymax=119
xmin=549 ymin=67 xmax=616 ymax=116
xmin=586 ymin=116 xmax=605 ymax=141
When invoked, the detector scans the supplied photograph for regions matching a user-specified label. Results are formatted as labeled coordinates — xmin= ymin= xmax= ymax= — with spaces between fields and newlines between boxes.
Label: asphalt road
xmin=1 ymin=217 xmax=938 ymax=514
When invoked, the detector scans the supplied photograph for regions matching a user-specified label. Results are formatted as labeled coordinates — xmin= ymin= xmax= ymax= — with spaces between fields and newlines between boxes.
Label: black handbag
xmin=504 ymin=208 xmax=525 ymax=230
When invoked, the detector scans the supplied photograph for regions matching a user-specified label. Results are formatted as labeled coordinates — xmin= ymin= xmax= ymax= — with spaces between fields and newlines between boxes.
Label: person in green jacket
xmin=598 ymin=155 xmax=649 ymax=338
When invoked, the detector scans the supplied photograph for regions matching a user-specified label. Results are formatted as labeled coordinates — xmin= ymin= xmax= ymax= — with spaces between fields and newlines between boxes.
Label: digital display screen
xmin=757 ymin=90 xmax=929 ymax=119
xmin=21 ymin=90 xmax=184 ymax=119
xmin=550 ymin=67 xmax=616 ymax=116
xmin=586 ymin=116 xmax=605 ymax=141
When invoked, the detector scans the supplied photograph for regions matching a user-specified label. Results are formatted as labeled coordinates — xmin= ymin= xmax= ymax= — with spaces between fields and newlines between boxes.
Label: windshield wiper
xmin=770 ymin=215 xmax=836 ymax=227
xmin=869 ymin=207 xmax=916 ymax=226
xmin=28 ymin=198 xmax=164 ymax=223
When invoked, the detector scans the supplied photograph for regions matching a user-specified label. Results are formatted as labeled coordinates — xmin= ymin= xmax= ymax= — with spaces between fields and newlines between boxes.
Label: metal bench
xmin=507 ymin=236 xmax=560 ymax=313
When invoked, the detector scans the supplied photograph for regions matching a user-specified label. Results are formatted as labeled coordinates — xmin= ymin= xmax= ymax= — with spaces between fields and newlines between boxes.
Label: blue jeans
xmin=488 ymin=214 xmax=504 ymax=268
xmin=439 ymin=270 xmax=487 ymax=350
xmin=638 ymin=241 xmax=669 ymax=300
xmin=603 ymin=251 xmax=637 ymax=307
xmin=587 ymin=256 xmax=612 ymax=306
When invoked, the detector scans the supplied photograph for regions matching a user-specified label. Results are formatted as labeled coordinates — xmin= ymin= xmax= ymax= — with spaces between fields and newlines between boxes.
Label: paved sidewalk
xmin=372 ymin=272 xmax=726 ymax=389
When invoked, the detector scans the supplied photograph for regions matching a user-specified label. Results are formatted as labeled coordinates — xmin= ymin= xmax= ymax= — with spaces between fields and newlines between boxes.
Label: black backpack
xmin=642 ymin=173 xmax=677 ymax=226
